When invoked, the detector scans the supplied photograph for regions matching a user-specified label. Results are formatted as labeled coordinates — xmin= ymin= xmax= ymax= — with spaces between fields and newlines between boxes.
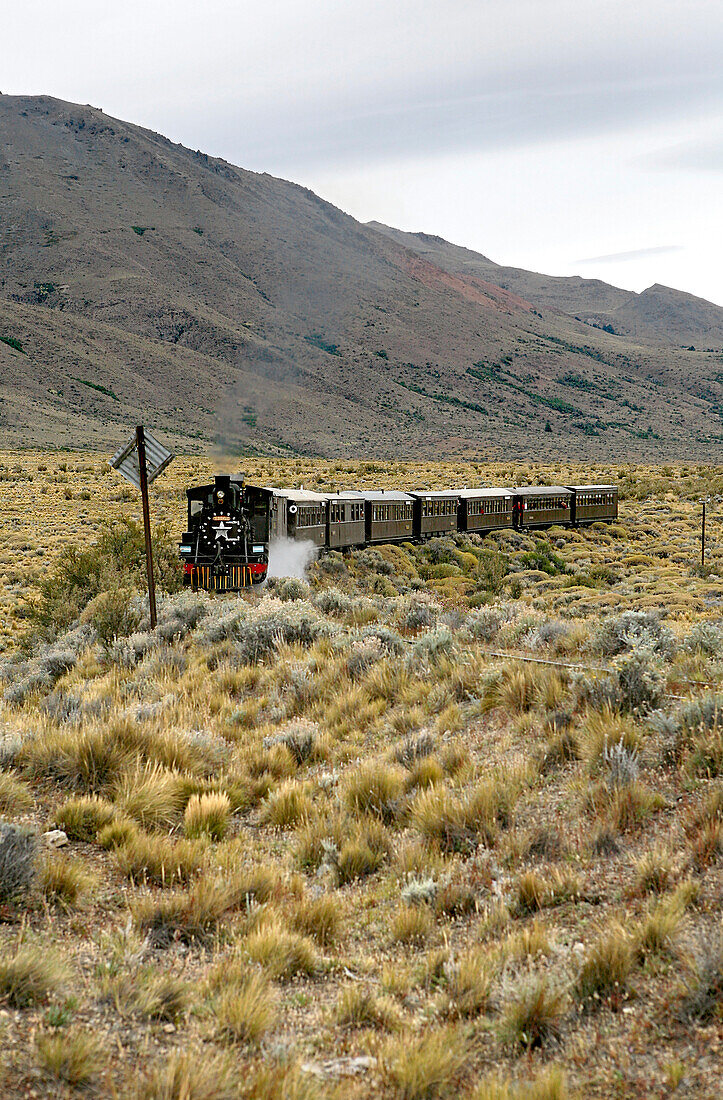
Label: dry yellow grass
xmin=0 ymin=453 xmax=722 ymax=1098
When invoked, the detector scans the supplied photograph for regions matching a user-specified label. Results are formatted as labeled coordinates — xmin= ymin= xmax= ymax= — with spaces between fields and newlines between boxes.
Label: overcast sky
xmin=5 ymin=1 xmax=723 ymax=304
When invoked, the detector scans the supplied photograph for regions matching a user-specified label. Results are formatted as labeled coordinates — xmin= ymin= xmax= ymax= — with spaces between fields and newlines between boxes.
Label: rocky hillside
xmin=369 ymin=224 xmax=723 ymax=350
xmin=1 ymin=94 xmax=722 ymax=459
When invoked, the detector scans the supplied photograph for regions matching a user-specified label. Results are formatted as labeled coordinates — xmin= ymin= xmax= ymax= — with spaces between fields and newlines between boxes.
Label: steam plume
xmin=267 ymin=537 xmax=318 ymax=580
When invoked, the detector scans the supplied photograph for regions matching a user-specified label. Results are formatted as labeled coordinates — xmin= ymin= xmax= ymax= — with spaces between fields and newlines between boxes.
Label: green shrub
xmin=28 ymin=517 xmax=182 ymax=637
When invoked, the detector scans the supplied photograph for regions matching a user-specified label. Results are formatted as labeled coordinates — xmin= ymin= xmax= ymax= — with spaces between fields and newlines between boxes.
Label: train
xmin=179 ymin=476 xmax=618 ymax=592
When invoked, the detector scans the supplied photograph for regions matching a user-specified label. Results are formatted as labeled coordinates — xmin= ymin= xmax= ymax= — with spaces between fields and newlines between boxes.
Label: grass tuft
xmin=245 ymin=920 xmax=317 ymax=981
xmin=289 ymin=892 xmax=341 ymax=946
xmin=0 ymin=945 xmax=69 ymax=1007
xmin=114 ymin=761 xmax=187 ymax=830
xmin=183 ymin=791 xmax=231 ymax=840
xmin=116 ymin=832 xmax=204 ymax=886
xmin=0 ymin=771 xmax=33 ymax=815
xmin=132 ymin=1048 xmax=238 ymax=1100
xmin=55 ymin=794 xmax=116 ymax=841
xmin=436 ymin=947 xmax=495 ymax=1018
xmin=39 ymin=852 xmax=94 ymax=907
xmin=379 ymin=1025 xmax=469 ymax=1100
xmin=500 ymin=975 xmax=566 ymax=1049
xmin=35 ymin=1028 xmax=103 ymax=1086
xmin=213 ymin=970 xmax=276 ymax=1044
xmin=133 ymin=875 xmax=245 ymax=946
xmin=335 ymin=984 xmax=400 ymax=1030
xmin=392 ymin=904 xmax=434 ymax=945
xmin=345 ymin=760 xmax=406 ymax=823
xmin=574 ymin=923 xmax=633 ymax=1008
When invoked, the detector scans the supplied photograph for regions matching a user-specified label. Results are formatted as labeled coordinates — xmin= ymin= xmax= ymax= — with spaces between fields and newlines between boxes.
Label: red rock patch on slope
xmin=401 ymin=252 xmax=534 ymax=314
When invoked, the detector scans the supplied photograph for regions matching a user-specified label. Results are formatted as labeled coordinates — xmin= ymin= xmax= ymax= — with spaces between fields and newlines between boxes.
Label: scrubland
xmin=0 ymin=452 xmax=722 ymax=1099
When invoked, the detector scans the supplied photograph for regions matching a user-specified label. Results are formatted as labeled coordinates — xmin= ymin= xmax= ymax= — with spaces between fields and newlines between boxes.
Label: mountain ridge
xmin=1 ymin=93 xmax=722 ymax=459
xmin=367 ymin=221 xmax=723 ymax=347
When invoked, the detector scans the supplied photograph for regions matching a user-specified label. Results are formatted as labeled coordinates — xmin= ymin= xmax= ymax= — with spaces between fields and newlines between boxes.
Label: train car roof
xmin=409 ymin=490 xmax=460 ymax=499
xmin=339 ymin=490 xmax=415 ymax=503
xmin=513 ymin=485 xmax=572 ymax=496
xmin=266 ymin=487 xmax=329 ymax=503
xmin=457 ymin=488 xmax=514 ymax=499
xmin=566 ymin=484 xmax=618 ymax=491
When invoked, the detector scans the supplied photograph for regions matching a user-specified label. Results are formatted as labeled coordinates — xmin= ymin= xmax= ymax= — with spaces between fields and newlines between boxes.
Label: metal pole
xmin=136 ymin=425 xmax=157 ymax=629
xmin=701 ymin=499 xmax=706 ymax=569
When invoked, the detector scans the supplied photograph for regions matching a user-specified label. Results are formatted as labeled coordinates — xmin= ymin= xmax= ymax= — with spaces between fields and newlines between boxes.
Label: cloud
xmin=5 ymin=1 xmax=722 ymax=172
xmin=644 ymin=133 xmax=723 ymax=171
xmin=577 ymin=246 xmax=684 ymax=265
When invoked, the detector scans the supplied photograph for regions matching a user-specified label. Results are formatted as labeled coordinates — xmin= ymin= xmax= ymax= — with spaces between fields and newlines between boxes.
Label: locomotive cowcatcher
xmin=179 ymin=475 xmax=271 ymax=590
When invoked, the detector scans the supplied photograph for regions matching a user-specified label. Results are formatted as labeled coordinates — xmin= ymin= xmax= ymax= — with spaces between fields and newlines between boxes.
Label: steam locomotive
xmin=180 ymin=475 xmax=618 ymax=592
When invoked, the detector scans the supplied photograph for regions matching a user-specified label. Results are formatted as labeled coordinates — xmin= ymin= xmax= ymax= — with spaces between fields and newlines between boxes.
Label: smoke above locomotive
xmin=179 ymin=478 xmax=618 ymax=593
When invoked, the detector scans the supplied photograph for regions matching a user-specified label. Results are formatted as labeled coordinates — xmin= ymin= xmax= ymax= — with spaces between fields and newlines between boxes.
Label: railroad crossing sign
xmin=110 ymin=428 xmax=174 ymax=488
xmin=109 ymin=426 xmax=174 ymax=629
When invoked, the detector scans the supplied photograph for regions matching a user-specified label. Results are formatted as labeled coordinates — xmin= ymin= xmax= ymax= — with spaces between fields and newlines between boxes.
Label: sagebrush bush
xmin=602 ymin=739 xmax=640 ymax=788
xmin=684 ymin=620 xmax=723 ymax=656
xmin=29 ymin=517 xmax=182 ymax=637
xmin=614 ymin=648 xmax=665 ymax=712
xmin=595 ymin=610 xmax=675 ymax=658
xmin=0 ymin=822 xmax=37 ymax=902
xmin=264 ymin=720 xmax=321 ymax=765
xmin=81 ymin=586 xmax=140 ymax=646
xmin=677 ymin=928 xmax=723 ymax=1021
xmin=232 ymin=609 xmax=324 ymax=665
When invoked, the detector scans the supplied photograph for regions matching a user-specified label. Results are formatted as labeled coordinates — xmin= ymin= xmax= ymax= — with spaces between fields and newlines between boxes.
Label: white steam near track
xmin=267 ymin=538 xmax=318 ymax=580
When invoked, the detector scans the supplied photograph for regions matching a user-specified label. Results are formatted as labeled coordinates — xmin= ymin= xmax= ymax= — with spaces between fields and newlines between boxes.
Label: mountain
xmin=1 ymin=93 xmax=723 ymax=460
xmin=368 ymin=223 xmax=723 ymax=349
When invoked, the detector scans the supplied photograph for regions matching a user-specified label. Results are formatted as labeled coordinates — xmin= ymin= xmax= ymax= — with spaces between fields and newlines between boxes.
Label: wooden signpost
xmin=109 ymin=426 xmax=174 ymax=629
